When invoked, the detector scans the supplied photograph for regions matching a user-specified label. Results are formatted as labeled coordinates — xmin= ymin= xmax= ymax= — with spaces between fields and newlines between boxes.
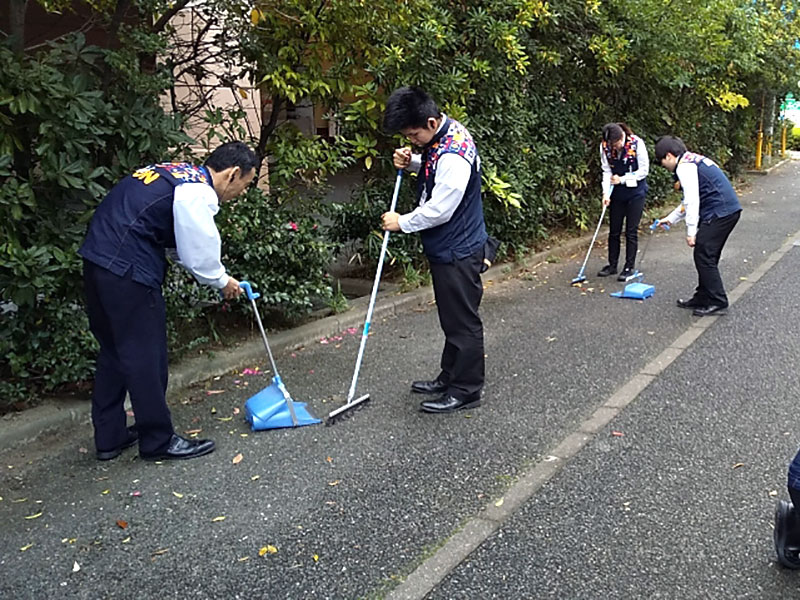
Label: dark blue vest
xmin=79 ymin=163 xmax=212 ymax=289
xmin=416 ymin=118 xmax=487 ymax=264
xmin=679 ymin=152 xmax=741 ymax=220
xmin=606 ymin=135 xmax=648 ymax=201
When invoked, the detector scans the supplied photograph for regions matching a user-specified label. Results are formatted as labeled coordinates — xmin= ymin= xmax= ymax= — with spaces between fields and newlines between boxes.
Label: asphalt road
xmin=2 ymin=161 xmax=799 ymax=599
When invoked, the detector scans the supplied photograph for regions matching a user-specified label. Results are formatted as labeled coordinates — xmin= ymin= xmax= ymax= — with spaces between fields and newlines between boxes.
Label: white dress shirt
xmin=663 ymin=155 xmax=701 ymax=237
xmin=600 ymin=136 xmax=650 ymax=198
xmin=398 ymin=116 xmax=476 ymax=233
xmin=171 ymin=182 xmax=229 ymax=289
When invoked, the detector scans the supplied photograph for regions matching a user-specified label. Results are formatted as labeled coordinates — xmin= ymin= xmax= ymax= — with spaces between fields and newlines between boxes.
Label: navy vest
xmin=604 ymin=134 xmax=648 ymax=201
xmin=678 ymin=152 xmax=741 ymax=220
xmin=79 ymin=163 xmax=212 ymax=289
xmin=416 ymin=118 xmax=487 ymax=264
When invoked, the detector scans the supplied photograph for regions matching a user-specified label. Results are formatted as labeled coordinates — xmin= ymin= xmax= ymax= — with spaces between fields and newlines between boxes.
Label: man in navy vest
xmin=654 ymin=136 xmax=742 ymax=317
xmin=79 ymin=142 xmax=257 ymax=461
xmin=381 ymin=86 xmax=490 ymax=413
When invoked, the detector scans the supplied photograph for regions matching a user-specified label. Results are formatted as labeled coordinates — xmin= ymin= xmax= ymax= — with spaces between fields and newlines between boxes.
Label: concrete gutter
xmin=0 ymin=233 xmax=591 ymax=454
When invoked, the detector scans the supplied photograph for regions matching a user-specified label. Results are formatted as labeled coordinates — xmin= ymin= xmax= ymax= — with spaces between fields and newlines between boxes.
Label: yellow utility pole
xmin=755 ymin=94 xmax=764 ymax=170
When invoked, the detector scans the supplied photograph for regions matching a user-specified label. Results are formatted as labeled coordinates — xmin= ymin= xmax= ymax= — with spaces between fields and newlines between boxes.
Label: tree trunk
xmin=9 ymin=0 xmax=28 ymax=54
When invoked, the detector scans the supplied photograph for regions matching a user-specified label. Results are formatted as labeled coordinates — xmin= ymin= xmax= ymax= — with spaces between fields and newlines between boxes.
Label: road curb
xmin=0 ymin=233 xmax=592 ymax=455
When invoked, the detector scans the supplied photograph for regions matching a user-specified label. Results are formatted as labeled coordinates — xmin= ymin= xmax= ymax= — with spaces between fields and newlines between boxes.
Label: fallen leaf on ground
xmin=328 ymin=480 xmax=340 ymax=486
xmin=184 ymin=429 xmax=202 ymax=435
xmin=217 ymin=416 xmax=233 ymax=422
xmin=172 ymin=492 xmax=184 ymax=499
xmin=101 ymin=490 xmax=110 ymax=495
xmin=251 ymin=475 xmax=260 ymax=481
xmin=233 ymin=407 xmax=240 ymax=415
xmin=326 ymin=456 xmax=333 ymax=464
xmin=769 ymin=490 xmax=778 ymax=497
xmin=611 ymin=431 xmax=624 ymax=437
xmin=206 ymin=390 xmax=225 ymax=395
xmin=24 ymin=511 xmax=43 ymax=520
xmin=122 ymin=537 xmax=131 ymax=543
xmin=732 ymin=463 xmax=745 ymax=469
xmin=72 ymin=561 xmax=80 ymax=573
xmin=238 ymin=557 xmax=249 ymax=562
xmin=20 ymin=543 xmax=33 ymax=552
xmin=78 ymin=447 xmax=88 ymax=454
xmin=232 ymin=453 xmax=243 ymax=465
xmin=12 ymin=498 xmax=27 ymax=503
xmin=131 ymin=491 xmax=142 ymax=497
xmin=211 ymin=516 xmax=226 ymax=522
xmin=313 ymin=554 xmax=319 ymax=562
xmin=259 ymin=545 xmax=278 ymax=556
xmin=116 ymin=519 xmax=128 ymax=529
xmin=495 ymin=498 xmax=504 ymax=507
xmin=151 ymin=548 xmax=168 ymax=556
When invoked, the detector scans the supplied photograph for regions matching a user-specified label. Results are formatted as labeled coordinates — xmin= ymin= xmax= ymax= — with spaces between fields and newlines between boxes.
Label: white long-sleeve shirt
xmin=663 ymin=156 xmax=701 ymax=237
xmin=171 ymin=182 xmax=229 ymax=289
xmin=397 ymin=116 xmax=476 ymax=233
xmin=600 ymin=136 xmax=649 ymax=198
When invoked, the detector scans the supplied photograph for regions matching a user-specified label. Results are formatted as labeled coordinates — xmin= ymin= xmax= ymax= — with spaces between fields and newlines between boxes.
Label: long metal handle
xmin=345 ymin=170 xmax=404 ymax=402
xmin=576 ymin=202 xmax=607 ymax=278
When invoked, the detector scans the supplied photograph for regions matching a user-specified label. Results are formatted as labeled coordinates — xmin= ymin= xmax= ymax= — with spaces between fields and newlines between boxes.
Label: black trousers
xmin=83 ymin=260 xmax=174 ymax=455
xmin=429 ymin=251 xmax=485 ymax=401
xmin=608 ymin=193 xmax=646 ymax=269
xmin=690 ymin=210 xmax=741 ymax=307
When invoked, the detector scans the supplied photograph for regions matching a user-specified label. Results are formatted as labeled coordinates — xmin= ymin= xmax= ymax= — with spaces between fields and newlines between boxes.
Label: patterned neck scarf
xmin=602 ymin=134 xmax=637 ymax=169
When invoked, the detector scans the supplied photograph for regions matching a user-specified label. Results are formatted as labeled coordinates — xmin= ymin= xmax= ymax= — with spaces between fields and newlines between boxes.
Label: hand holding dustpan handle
xmin=238 ymin=280 xmax=260 ymax=300
xmin=651 ymin=219 xmax=670 ymax=231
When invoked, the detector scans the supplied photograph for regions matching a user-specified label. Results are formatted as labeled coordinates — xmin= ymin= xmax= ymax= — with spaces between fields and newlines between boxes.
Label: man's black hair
xmin=383 ymin=86 xmax=441 ymax=132
xmin=654 ymin=136 xmax=687 ymax=162
xmin=204 ymin=141 xmax=258 ymax=175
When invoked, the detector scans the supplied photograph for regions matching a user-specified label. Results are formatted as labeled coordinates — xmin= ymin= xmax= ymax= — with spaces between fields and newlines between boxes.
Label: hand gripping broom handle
xmin=346 ymin=170 xmax=403 ymax=402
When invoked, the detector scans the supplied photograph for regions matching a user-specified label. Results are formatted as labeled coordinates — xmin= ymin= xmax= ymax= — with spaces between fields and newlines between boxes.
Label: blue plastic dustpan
xmin=238 ymin=281 xmax=321 ymax=431
xmin=611 ymin=282 xmax=655 ymax=300
xmin=244 ymin=375 xmax=321 ymax=430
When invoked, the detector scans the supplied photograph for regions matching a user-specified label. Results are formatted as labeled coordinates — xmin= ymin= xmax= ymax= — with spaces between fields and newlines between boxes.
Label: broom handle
xmin=346 ymin=169 xmax=403 ymax=402
xmin=577 ymin=198 xmax=608 ymax=278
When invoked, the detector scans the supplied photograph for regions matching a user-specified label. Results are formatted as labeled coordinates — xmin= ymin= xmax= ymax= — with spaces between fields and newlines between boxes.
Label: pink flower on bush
xmin=288 ymin=221 xmax=299 ymax=231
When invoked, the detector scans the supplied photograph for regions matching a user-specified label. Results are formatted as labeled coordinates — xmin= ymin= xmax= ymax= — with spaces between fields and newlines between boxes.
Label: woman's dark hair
xmin=383 ymin=86 xmax=440 ymax=132
xmin=602 ymin=122 xmax=632 ymax=144
xmin=654 ymin=136 xmax=687 ymax=162
xmin=204 ymin=141 xmax=258 ymax=175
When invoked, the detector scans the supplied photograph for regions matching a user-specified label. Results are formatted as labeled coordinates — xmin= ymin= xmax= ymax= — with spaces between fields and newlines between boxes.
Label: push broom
xmin=327 ymin=170 xmax=403 ymax=423
xmin=571 ymin=202 xmax=608 ymax=285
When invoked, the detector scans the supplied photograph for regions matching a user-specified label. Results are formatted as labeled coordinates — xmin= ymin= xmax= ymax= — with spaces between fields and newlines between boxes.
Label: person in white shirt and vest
xmin=381 ymin=86 xmax=494 ymax=413
xmin=597 ymin=122 xmax=650 ymax=281
xmin=653 ymin=135 xmax=741 ymax=317
xmin=79 ymin=142 xmax=257 ymax=460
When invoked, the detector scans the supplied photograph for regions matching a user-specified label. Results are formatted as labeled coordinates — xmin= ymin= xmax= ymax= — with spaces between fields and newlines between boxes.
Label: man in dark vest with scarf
xmin=79 ymin=142 xmax=257 ymax=461
xmin=381 ymin=86 xmax=491 ymax=413
xmin=654 ymin=135 xmax=742 ymax=316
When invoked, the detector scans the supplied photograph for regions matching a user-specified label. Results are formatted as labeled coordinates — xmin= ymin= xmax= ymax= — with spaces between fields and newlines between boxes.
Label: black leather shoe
xmin=617 ymin=268 xmax=635 ymax=282
xmin=775 ymin=500 xmax=800 ymax=569
xmin=140 ymin=434 xmax=215 ymax=461
xmin=692 ymin=304 xmax=728 ymax=317
xmin=676 ymin=298 xmax=702 ymax=309
xmin=411 ymin=379 xmax=448 ymax=395
xmin=96 ymin=427 xmax=138 ymax=461
xmin=420 ymin=394 xmax=481 ymax=413
xmin=597 ymin=265 xmax=617 ymax=277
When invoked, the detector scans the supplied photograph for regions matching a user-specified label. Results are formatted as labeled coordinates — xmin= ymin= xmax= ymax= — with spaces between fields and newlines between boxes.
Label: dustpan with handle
xmin=239 ymin=281 xmax=320 ymax=430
